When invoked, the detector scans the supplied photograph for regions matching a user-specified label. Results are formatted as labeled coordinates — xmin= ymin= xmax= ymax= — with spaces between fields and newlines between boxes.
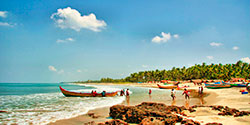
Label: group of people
xmin=120 ymin=89 xmax=130 ymax=96
xmin=171 ymin=88 xmax=190 ymax=100
xmin=149 ymin=88 xmax=204 ymax=100
xmin=91 ymin=90 xmax=106 ymax=97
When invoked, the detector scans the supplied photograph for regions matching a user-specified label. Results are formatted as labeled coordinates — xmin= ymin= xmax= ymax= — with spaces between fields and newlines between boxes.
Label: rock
xmin=181 ymin=119 xmax=200 ymax=125
xmin=92 ymin=114 xmax=100 ymax=119
xmin=88 ymin=112 xmax=95 ymax=117
xmin=205 ymin=123 xmax=222 ymax=125
xmin=84 ymin=121 xmax=95 ymax=125
xmin=109 ymin=102 xmax=184 ymax=124
xmin=139 ymin=117 xmax=164 ymax=125
xmin=98 ymin=119 xmax=128 ymax=125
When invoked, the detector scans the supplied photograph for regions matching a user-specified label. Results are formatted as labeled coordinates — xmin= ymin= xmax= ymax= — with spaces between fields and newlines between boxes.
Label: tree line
xmin=77 ymin=61 xmax=250 ymax=83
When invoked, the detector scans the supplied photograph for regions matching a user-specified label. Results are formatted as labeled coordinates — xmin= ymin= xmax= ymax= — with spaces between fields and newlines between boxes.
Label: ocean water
xmin=0 ymin=83 xmax=125 ymax=124
xmin=0 ymin=83 xmax=202 ymax=124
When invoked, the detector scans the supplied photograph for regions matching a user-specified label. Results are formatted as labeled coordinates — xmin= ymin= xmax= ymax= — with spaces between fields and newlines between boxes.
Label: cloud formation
xmin=210 ymin=42 xmax=223 ymax=47
xmin=48 ymin=65 xmax=57 ymax=72
xmin=48 ymin=65 xmax=64 ymax=74
xmin=0 ymin=22 xmax=15 ymax=27
xmin=232 ymin=46 xmax=239 ymax=50
xmin=241 ymin=57 xmax=250 ymax=63
xmin=51 ymin=7 xmax=107 ymax=32
xmin=207 ymin=56 xmax=214 ymax=60
xmin=152 ymin=32 xmax=179 ymax=43
xmin=0 ymin=11 xmax=7 ymax=18
xmin=56 ymin=37 xmax=74 ymax=43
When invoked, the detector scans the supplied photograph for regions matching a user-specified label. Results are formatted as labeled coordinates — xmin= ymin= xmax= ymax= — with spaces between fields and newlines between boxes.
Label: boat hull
xmin=205 ymin=84 xmax=231 ymax=89
xmin=230 ymin=84 xmax=246 ymax=87
xmin=59 ymin=86 xmax=118 ymax=97
xmin=157 ymin=84 xmax=177 ymax=89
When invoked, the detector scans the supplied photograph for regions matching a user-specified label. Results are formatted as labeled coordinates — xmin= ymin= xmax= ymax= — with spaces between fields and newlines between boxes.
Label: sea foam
xmin=0 ymin=85 xmax=125 ymax=125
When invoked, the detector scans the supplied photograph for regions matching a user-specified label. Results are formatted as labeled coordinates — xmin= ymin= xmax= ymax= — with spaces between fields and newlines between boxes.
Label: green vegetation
xmin=77 ymin=61 xmax=250 ymax=83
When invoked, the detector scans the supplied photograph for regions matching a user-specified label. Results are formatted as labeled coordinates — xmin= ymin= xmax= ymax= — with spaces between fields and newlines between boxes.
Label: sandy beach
xmin=49 ymin=82 xmax=250 ymax=125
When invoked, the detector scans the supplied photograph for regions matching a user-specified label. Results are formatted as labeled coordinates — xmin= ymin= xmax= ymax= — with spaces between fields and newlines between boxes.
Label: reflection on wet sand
xmin=199 ymin=94 xmax=205 ymax=105
xmin=126 ymin=96 xmax=130 ymax=106
xmin=184 ymin=100 xmax=189 ymax=108
xmin=171 ymin=99 xmax=176 ymax=106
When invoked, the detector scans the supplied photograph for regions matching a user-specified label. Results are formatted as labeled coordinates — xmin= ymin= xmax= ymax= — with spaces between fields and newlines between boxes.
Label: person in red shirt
xmin=92 ymin=90 xmax=97 ymax=97
xmin=182 ymin=89 xmax=189 ymax=99
xmin=126 ymin=89 xmax=130 ymax=96
xmin=149 ymin=89 xmax=152 ymax=95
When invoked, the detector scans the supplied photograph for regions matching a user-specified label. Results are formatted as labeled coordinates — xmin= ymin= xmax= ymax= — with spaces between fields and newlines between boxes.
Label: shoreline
xmin=50 ymin=82 xmax=250 ymax=125
xmin=49 ymin=82 xmax=222 ymax=124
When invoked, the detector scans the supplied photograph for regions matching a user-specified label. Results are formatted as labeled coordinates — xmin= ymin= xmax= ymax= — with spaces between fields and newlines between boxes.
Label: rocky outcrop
xmin=109 ymin=102 xmax=187 ymax=124
xmin=211 ymin=105 xmax=250 ymax=117
xmin=99 ymin=102 xmax=250 ymax=125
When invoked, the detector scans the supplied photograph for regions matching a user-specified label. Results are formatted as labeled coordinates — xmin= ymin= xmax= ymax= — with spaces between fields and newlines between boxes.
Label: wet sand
xmin=49 ymin=83 xmax=250 ymax=125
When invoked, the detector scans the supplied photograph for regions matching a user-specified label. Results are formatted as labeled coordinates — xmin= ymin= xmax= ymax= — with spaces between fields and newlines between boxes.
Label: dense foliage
xmin=80 ymin=61 xmax=250 ymax=83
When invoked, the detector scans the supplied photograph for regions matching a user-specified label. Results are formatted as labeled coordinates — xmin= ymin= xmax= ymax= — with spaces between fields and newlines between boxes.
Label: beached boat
xmin=59 ymin=86 xmax=118 ymax=97
xmin=157 ymin=84 xmax=177 ymax=89
xmin=205 ymin=83 xmax=231 ymax=89
xmin=230 ymin=83 xmax=246 ymax=87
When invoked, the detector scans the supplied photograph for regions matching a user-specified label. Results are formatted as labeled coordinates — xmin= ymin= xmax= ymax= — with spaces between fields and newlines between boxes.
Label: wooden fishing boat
xmin=59 ymin=86 xmax=118 ymax=97
xmin=205 ymin=83 xmax=231 ymax=89
xmin=157 ymin=84 xmax=177 ymax=89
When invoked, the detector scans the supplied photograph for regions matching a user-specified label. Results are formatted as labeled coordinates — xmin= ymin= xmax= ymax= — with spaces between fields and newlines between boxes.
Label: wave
xmin=0 ymin=85 xmax=125 ymax=125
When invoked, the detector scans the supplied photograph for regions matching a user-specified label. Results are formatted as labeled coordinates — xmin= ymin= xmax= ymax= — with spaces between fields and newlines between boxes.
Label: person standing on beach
xmin=171 ymin=89 xmax=176 ymax=100
xmin=120 ymin=89 xmax=124 ymax=96
xmin=182 ymin=89 xmax=189 ymax=99
xmin=126 ymin=89 xmax=130 ymax=96
xmin=149 ymin=89 xmax=152 ymax=95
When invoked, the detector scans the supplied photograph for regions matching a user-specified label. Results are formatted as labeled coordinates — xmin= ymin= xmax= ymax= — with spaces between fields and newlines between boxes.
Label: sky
xmin=0 ymin=0 xmax=249 ymax=83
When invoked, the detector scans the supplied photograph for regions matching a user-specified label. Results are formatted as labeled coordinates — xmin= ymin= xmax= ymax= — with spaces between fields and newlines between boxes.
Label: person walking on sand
xmin=149 ymin=89 xmax=152 ymax=95
xmin=182 ymin=89 xmax=189 ymax=99
xmin=171 ymin=89 xmax=176 ymax=100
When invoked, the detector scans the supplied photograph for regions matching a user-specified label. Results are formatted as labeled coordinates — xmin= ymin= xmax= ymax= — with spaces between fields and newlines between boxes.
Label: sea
xmin=0 ymin=83 xmax=202 ymax=124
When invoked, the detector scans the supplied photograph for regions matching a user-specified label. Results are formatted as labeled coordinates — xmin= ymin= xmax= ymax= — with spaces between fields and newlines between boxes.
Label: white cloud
xmin=210 ymin=42 xmax=223 ymax=47
xmin=48 ymin=65 xmax=57 ymax=72
xmin=0 ymin=11 xmax=7 ymax=18
xmin=241 ymin=57 xmax=250 ymax=63
xmin=232 ymin=46 xmax=239 ymax=50
xmin=152 ymin=32 xmax=171 ymax=43
xmin=152 ymin=32 xmax=179 ymax=43
xmin=51 ymin=7 xmax=107 ymax=32
xmin=173 ymin=34 xmax=179 ymax=38
xmin=0 ymin=22 xmax=15 ymax=27
xmin=142 ymin=65 xmax=149 ymax=68
xmin=77 ymin=69 xmax=82 ymax=73
xmin=56 ymin=37 xmax=74 ymax=43
xmin=48 ymin=65 xmax=65 ymax=74
xmin=206 ymin=56 xmax=214 ymax=60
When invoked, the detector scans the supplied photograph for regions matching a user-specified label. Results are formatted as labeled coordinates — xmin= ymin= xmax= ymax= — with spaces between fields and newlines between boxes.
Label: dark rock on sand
xmin=205 ymin=123 xmax=222 ymax=125
xmin=181 ymin=119 xmax=200 ymax=125
xmin=210 ymin=105 xmax=250 ymax=117
xmin=110 ymin=102 xmax=185 ymax=124
xmin=98 ymin=119 xmax=128 ymax=125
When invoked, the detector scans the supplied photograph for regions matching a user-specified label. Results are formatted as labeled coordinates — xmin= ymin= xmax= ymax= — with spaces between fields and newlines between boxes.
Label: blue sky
xmin=0 ymin=0 xmax=249 ymax=83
